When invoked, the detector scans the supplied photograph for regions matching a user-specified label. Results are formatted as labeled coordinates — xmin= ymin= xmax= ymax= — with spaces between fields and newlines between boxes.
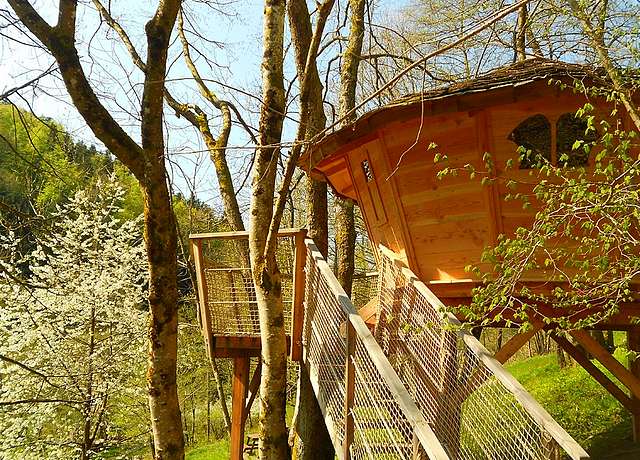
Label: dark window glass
xmin=361 ymin=159 xmax=374 ymax=182
xmin=556 ymin=113 xmax=595 ymax=167
xmin=508 ymin=114 xmax=551 ymax=169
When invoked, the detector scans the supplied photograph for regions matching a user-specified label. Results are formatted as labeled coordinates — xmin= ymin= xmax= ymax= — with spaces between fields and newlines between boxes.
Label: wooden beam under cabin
xmin=211 ymin=335 xmax=292 ymax=358
xmin=628 ymin=327 xmax=640 ymax=442
xmin=244 ymin=359 xmax=262 ymax=419
xmin=552 ymin=334 xmax=640 ymax=414
xmin=230 ymin=356 xmax=250 ymax=460
xmin=570 ymin=329 xmax=640 ymax=400
xmin=494 ymin=326 xmax=541 ymax=364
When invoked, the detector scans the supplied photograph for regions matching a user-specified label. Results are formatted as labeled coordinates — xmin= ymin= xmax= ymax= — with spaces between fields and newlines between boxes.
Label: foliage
xmin=457 ymin=89 xmax=640 ymax=330
xmin=0 ymin=179 xmax=149 ymax=459
xmin=0 ymin=103 xmax=112 ymax=214
xmin=185 ymin=440 xmax=230 ymax=460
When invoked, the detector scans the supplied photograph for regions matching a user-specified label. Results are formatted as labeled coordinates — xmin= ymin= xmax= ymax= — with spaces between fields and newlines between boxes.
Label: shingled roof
xmin=301 ymin=59 xmax=603 ymax=172
xmin=386 ymin=58 xmax=601 ymax=106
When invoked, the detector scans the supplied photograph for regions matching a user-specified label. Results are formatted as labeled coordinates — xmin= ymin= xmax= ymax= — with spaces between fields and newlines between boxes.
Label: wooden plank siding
xmin=309 ymin=84 xmax=622 ymax=286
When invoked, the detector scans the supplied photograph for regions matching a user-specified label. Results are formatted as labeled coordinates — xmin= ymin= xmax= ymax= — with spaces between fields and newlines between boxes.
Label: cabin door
xmin=348 ymin=140 xmax=404 ymax=257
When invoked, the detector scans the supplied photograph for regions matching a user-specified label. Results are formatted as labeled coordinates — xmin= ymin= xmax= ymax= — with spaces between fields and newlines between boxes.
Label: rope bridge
xmin=190 ymin=230 xmax=589 ymax=459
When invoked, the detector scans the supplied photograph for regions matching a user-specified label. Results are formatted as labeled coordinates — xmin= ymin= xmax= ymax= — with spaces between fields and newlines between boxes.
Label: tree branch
xmin=8 ymin=0 xmax=147 ymax=179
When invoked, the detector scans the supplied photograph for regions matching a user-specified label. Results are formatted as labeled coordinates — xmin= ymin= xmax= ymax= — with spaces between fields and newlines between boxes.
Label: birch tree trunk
xmin=7 ymin=2 xmax=185 ymax=458
xmin=287 ymin=0 xmax=333 ymax=457
xmin=335 ymin=0 xmax=366 ymax=297
xmin=515 ymin=6 xmax=527 ymax=62
xmin=251 ymin=1 xmax=288 ymax=457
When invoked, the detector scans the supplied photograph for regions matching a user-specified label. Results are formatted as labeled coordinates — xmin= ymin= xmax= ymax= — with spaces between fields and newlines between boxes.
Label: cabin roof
xmin=300 ymin=58 xmax=602 ymax=174
xmin=382 ymin=58 xmax=598 ymax=107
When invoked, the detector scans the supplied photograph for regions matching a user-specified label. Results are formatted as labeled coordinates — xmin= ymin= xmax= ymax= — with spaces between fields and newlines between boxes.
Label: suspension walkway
xmin=190 ymin=229 xmax=589 ymax=459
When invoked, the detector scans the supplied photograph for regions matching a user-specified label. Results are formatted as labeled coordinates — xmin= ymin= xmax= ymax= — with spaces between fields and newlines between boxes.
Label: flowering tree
xmin=0 ymin=180 xmax=148 ymax=459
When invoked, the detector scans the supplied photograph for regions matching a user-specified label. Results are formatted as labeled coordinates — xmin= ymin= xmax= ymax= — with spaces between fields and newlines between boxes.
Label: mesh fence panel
xmin=198 ymin=235 xmax=294 ymax=336
xmin=350 ymin=336 xmax=415 ymax=459
xmin=303 ymin=242 xmax=447 ymax=460
xmin=376 ymin=250 xmax=568 ymax=460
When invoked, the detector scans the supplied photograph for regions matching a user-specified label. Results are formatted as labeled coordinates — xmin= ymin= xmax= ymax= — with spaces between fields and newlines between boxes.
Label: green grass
xmin=185 ymin=404 xmax=296 ymax=459
xmin=186 ymin=439 xmax=230 ymax=460
xmin=507 ymin=351 xmax=640 ymax=459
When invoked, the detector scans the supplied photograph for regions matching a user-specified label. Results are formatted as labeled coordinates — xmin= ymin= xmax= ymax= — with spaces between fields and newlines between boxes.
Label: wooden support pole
xmin=494 ymin=326 xmax=540 ymax=364
xmin=230 ymin=356 xmax=250 ymax=460
xmin=553 ymin=334 xmax=639 ymax=413
xmin=244 ymin=359 xmax=262 ymax=417
xmin=628 ymin=327 xmax=640 ymax=442
xmin=290 ymin=230 xmax=307 ymax=361
xmin=343 ymin=320 xmax=356 ymax=460
xmin=570 ymin=329 xmax=640 ymax=399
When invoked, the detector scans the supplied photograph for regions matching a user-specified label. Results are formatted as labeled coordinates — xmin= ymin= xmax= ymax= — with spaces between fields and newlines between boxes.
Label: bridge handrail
xmin=378 ymin=243 xmax=590 ymax=460
xmin=304 ymin=239 xmax=450 ymax=460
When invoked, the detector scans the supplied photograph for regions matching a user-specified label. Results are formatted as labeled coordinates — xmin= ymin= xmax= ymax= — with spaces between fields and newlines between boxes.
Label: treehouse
xmin=190 ymin=59 xmax=640 ymax=460
xmin=299 ymin=58 xmax=640 ymax=446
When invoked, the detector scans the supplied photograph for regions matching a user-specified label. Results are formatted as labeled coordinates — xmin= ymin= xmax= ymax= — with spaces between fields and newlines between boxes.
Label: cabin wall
xmin=320 ymin=88 xmax=613 ymax=283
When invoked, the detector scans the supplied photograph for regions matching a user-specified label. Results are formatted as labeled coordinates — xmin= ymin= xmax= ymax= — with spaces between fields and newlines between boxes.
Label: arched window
xmin=556 ymin=113 xmax=595 ymax=167
xmin=508 ymin=114 xmax=551 ymax=169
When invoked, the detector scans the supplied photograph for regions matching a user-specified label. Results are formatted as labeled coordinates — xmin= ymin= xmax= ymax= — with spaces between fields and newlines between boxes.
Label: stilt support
xmin=628 ymin=327 xmax=640 ymax=442
xmin=231 ymin=356 xmax=250 ymax=460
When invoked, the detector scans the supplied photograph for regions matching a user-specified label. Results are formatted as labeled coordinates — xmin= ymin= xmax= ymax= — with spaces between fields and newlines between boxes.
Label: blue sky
xmin=0 ymin=0 xmax=407 ymax=212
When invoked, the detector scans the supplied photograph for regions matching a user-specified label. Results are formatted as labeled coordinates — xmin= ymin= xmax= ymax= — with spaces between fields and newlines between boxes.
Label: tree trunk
xmin=335 ymin=198 xmax=356 ymax=297
xmin=6 ymin=2 xmax=186 ymax=459
xmin=515 ymin=6 xmax=527 ymax=62
xmin=335 ymin=0 xmax=365 ymax=298
xmin=556 ymin=342 xmax=568 ymax=369
xmin=291 ymin=365 xmax=334 ymax=459
xmin=211 ymin=357 xmax=231 ymax=435
xmin=286 ymin=1 xmax=334 ymax=457
xmin=307 ymin=178 xmax=329 ymax=256
xmin=81 ymin=305 xmax=97 ymax=460
xmin=143 ymin=175 xmax=185 ymax=459
xmin=251 ymin=0 xmax=288 ymax=458
xmin=207 ymin=370 xmax=211 ymax=443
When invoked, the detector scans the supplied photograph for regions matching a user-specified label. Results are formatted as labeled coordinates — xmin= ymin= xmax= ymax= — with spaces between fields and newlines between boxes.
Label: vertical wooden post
xmin=343 ymin=319 xmax=356 ymax=459
xmin=230 ymin=356 xmax=250 ymax=460
xmin=290 ymin=230 xmax=307 ymax=361
xmin=191 ymin=239 xmax=214 ymax=359
xmin=412 ymin=432 xmax=427 ymax=460
xmin=628 ymin=327 xmax=640 ymax=442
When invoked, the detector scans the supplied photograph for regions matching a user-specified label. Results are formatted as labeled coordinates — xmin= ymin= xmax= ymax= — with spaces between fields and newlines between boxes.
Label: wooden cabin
xmin=301 ymin=58 xmax=637 ymax=315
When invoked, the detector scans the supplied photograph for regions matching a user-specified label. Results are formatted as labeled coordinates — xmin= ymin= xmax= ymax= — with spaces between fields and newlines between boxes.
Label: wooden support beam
xmin=191 ymin=239 xmax=214 ymax=360
xmin=290 ymin=230 xmax=307 ymax=361
xmin=552 ymin=334 xmax=640 ymax=413
xmin=628 ymin=328 xmax=640 ymax=442
xmin=244 ymin=359 xmax=262 ymax=418
xmin=343 ymin=320 xmax=356 ymax=460
xmin=211 ymin=335 xmax=291 ymax=358
xmin=570 ymin=329 xmax=640 ymax=400
xmin=230 ymin=356 xmax=250 ymax=460
xmin=494 ymin=326 xmax=541 ymax=364
xmin=190 ymin=227 xmax=304 ymax=240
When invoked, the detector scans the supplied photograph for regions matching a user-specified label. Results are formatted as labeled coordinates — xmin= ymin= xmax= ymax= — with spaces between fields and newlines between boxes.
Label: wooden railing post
xmin=343 ymin=319 xmax=356 ymax=459
xmin=191 ymin=239 xmax=214 ymax=359
xmin=230 ymin=356 xmax=250 ymax=460
xmin=290 ymin=229 xmax=307 ymax=361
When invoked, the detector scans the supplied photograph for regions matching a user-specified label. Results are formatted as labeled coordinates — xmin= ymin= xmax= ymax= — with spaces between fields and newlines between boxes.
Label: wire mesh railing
xmin=376 ymin=244 xmax=590 ymax=460
xmin=190 ymin=230 xmax=300 ymax=338
xmin=302 ymin=238 xmax=449 ymax=460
